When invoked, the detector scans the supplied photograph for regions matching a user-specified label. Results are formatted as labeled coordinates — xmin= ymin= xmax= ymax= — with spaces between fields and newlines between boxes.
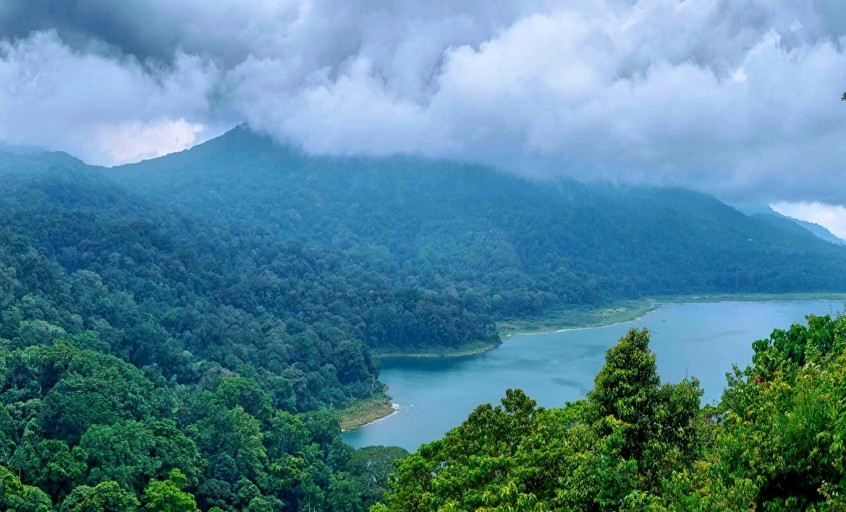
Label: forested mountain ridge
xmin=2 ymin=129 xmax=846 ymax=510
xmin=108 ymin=126 xmax=846 ymax=313
xmin=0 ymin=163 xmax=414 ymax=511
xmin=4 ymin=126 xmax=846 ymax=358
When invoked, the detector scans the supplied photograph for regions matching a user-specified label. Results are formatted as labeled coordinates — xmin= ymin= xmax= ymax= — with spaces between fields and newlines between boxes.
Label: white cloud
xmin=771 ymin=201 xmax=846 ymax=239
xmin=0 ymin=30 xmax=219 ymax=165
xmin=95 ymin=118 xmax=204 ymax=165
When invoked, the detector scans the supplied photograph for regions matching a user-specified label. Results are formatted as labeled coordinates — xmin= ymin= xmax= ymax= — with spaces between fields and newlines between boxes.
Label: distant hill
xmin=3 ymin=126 xmax=846 ymax=360
xmin=735 ymin=203 xmax=845 ymax=246
xmin=793 ymin=218 xmax=846 ymax=245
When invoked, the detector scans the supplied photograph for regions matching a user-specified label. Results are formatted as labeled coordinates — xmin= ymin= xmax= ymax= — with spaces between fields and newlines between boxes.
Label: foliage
xmin=381 ymin=316 xmax=846 ymax=511
xmin=3 ymin=129 xmax=846 ymax=510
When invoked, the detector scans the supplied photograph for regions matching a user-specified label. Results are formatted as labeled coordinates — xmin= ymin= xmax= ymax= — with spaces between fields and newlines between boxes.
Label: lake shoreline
xmin=373 ymin=293 xmax=846 ymax=360
xmin=498 ymin=292 xmax=846 ymax=337
xmin=340 ymin=394 xmax=398 ymax=431
xmin=350 ymin=293 xmax=846 ymax=430
xmin=373 ymin=341 xmax=502 ymax=360
xmin=344 ymin=299 xmax=846 ymax=450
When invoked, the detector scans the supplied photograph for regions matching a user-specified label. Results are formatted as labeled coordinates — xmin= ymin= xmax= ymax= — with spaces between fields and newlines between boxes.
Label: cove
xmin=342 ymin=300 xmax=844 ymax=452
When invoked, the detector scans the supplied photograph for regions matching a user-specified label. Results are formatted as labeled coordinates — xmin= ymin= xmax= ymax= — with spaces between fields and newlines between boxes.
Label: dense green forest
xmin=2 ymin=129 xmax=846 ymax=510
xmin=377 ymin=313 xmax=846 ymax=511
xmin=0 ymin=219 xmax=408 ymax=510
xmin=111 ymin=127 xmax=846 ymax=317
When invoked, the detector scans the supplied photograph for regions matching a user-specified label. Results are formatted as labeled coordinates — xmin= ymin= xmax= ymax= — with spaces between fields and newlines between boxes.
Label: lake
xmin=342 ymin=300 xmax=844 ymax=452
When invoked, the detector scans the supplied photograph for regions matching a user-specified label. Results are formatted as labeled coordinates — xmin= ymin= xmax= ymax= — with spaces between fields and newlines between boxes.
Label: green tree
xmin=588 ymin=328 xmax=659 ymax=461
xmin=349 ymin=446 xmax=409 ymax=506
xmin=65 ymin=480 xmax=139 ymax=512
xmin=141 ymin=469 xmax=200 ymax=512
xmin=9 ymin=433 xmax=87 ymax=502
xmin=0 ymin=464 xmax=53 ymax=512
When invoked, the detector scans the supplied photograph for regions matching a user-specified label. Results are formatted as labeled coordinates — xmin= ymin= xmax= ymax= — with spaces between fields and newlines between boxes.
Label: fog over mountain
xmin=1 ymin=1 xmax=845 ymax=210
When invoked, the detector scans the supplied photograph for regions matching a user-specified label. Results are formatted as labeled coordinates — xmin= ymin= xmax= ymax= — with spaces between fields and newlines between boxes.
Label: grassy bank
xmin=373 ymin=340 xmax=501 ymax=360
xmin=653 ymin=291 xmax=846 ymax=304
xmin=498 ymin=292 xmax=846 ymax=337
xmin=497 ymin=300 xmax=658 ymax=337
xmin=340 ymin=394 xmax=397 ymax=431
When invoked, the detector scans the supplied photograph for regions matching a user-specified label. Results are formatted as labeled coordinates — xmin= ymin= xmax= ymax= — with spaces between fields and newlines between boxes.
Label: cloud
xmin=0 ymin=0 xmax=845 ymax=204
xmin=0 ymin=30 xmax=220 ymax=165
xmin=95 ymin=118 xmax=204 ymax=165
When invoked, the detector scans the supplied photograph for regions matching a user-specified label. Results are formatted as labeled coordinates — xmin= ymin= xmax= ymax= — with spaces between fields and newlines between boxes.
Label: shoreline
xmin=340 ymin=395 xmax=398 ymax=431
xmin=373 ymin=341 xmax=502 ymax=360
xmin=347 ymin=292 xmax=846 ymax=430
xmin=342 ymin=403 xmax=401 ymax=432
xmin=498 ymin=292 xmax=846 ymax=338
xmin=506 ymin=308 xmax=655 ymax=338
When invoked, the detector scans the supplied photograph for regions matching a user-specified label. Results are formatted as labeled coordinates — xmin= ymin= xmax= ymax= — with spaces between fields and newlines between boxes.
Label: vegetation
xmin=340 ymin=395 xmax=396 ymax=431
xmin=110 ymin=126 xmax=846 ymax=323
xmin=2 ymin=128 xmax=846 ymax=510
xmin=0 ymin=159 xmax=419 ymax=509
xmin=379 ymin=313 xmax=846 ymax=511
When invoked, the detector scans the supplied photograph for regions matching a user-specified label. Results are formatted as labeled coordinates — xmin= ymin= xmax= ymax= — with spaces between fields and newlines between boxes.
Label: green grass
xmin=372 ymin=340 xmax=502 ymax=359
xmin=497 ymin=300 xmax=657 ymax=337
xmin=340 ymin=393 xmax=397 ymax=431
xmin=498 ymin=292 xmax=846 ymax=337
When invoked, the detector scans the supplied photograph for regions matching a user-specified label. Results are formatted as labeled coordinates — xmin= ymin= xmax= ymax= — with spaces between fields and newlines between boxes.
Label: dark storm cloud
xmin=1 ymin=0 xmax=845 ymax=209
xmin=0 ymin=0 xmax=179 ymax=62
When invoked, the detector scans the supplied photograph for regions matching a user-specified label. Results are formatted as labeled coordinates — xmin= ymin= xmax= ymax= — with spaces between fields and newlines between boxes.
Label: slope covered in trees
xmin=109 ymin=126 xmax=846 ymax=319
xmin=378 ymin=313 xmax=846 ymax=511
xmin=2 ymin=130 xmax=846 ymax=510
xmin=0 ymin=199 xmax=411 ymax=510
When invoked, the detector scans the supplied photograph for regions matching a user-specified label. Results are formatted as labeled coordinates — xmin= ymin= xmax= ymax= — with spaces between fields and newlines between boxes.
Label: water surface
xmin=343 ymin=300 xmax=843 ymax=451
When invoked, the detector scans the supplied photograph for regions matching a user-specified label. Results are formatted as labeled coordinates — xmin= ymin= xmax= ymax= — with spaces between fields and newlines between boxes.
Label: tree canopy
xmin=380 ymin=314 xmax=846 ymax=511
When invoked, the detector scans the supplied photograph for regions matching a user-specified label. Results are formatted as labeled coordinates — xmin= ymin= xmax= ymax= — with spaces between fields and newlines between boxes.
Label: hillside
xmin=2 ymin=132 xmax=846 ymax=510
xmin=751 ymin=210 xmax=846 ymax=246
xmin=107 ymin=126 xmax=846 ymax=316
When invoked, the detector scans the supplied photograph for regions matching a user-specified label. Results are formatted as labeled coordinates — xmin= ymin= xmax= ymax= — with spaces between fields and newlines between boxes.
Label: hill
xmin=107 ymin=126 xmax=846 ymax=317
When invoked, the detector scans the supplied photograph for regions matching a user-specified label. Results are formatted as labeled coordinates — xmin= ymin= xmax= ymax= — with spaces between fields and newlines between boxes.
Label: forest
xmin=1 ymin=128 xmax=846 ymax=510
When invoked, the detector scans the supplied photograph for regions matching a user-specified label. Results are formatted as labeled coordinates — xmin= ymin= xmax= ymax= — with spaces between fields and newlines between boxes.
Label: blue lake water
xmin=342 ymin=300 xmax=844 ymax=452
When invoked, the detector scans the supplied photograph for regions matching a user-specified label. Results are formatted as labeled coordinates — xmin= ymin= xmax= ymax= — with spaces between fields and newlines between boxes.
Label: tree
xmin=9 ymin=433 xmax=87 ymax=502
xmin=64 ymin=480 xmax=139 ymax=512
xmin=349 ymin=446 xmax=409 ymax=506
xmin=141 ymin=469 xmax=200 ymax=512
xmin=0 ymin=464 xmax=53 ymax=512
xmin=588 ymin=328 xmax=660 ymax=461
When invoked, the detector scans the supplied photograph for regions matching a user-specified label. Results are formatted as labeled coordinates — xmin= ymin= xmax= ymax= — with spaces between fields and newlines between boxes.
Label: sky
xmin=0 ymin=1 xmax=845 ymax=235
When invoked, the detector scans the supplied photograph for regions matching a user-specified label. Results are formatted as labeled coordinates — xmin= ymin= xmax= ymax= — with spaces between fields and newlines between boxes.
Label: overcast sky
xmin=1 ymin=1 xmax=845 ymax=234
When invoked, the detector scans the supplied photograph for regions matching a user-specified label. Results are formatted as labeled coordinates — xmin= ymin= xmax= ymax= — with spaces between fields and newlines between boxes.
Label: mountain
xmin=753 ymin=211 xmax=846 ymax=246
xmin=105 ymin=126 xmax=846 ymax=313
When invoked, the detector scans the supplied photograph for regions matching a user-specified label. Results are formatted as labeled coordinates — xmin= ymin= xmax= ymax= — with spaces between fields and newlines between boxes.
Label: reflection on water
xmin=343 ymin=300 xmax=843 ymax=452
